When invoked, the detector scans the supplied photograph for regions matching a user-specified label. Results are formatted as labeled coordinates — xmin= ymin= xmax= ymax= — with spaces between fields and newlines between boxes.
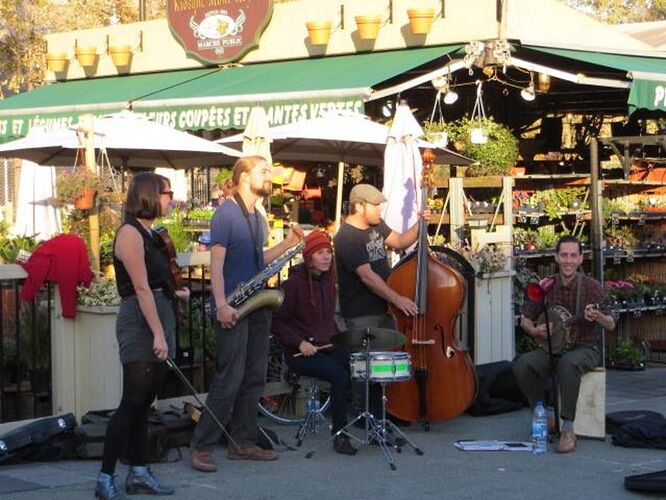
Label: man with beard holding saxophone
xmin=191 ymin=156 xmax=303 ymax=472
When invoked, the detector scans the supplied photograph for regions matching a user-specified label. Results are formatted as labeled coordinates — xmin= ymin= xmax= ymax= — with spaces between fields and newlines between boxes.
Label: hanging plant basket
xmin=407 ymin=8 xmax=435 ymax=34
xmin=306 ymin=21 xmax=332 ymax=45
xmin=355 ymin=15 xmax=382 ymax=40
xmin=74 ymin=187 xmax=97 ymax=210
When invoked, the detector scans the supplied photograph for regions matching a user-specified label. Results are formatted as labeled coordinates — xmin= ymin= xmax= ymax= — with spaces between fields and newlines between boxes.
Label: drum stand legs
xmin=305 ymin=372 xmax=423 ymax=470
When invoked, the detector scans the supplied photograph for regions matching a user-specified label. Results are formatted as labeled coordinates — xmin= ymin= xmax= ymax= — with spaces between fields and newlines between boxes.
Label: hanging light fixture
xmin=431 ymin=74 xmax=458 ymax=104
xmin=521 ymin=75 xmax=536 ymax=102
xmin=443 ymin=88 xmax=459 ymax=105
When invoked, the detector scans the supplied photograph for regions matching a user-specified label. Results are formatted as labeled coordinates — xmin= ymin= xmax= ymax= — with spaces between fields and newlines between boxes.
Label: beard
xmin=251 ymin=181 xmax=272 ymax=197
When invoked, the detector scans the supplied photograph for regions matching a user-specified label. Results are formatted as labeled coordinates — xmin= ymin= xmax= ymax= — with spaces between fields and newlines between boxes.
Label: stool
xmin=295 ymin=377 xmax=329 ymax=447
xmin=573 ymin=367 xmax=606 ymax=439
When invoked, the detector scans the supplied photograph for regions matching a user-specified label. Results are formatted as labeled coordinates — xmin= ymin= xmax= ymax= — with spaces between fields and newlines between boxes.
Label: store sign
xmin=0 ymin=96 xmax=364 ymax=142
xmin=167 ymin=0 xmax=273 ymax=64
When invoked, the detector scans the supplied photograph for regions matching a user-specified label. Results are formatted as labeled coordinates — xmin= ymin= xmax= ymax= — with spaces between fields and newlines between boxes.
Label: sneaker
xmin=125 ymin=466 xmax=174 ymax=496
xmin=333 ymin=435 xmax=357 ymax=456
xmin=227 ymin=444 xmax=278 ymax=461
xmin=556 ymin=430 xmax=576 ymax=454
xmin=191 ymin=450 xmax=217 ymax=472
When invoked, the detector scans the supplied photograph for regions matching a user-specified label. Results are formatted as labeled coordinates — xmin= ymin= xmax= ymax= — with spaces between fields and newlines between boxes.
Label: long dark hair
xmin=124 ymin=172 xmax=170 ymax=220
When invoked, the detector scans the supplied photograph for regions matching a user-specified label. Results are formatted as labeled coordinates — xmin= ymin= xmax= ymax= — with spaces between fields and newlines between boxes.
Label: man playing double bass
xmin=514 ymin=235 xmax=616 ymax=453
xmin=334 ymin=184 xmax=429 ymax=417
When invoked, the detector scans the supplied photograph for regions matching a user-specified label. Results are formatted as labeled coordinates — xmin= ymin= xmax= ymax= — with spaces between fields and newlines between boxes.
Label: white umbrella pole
xmin=334 ymin=160 xmax=344 ymax=231
xmin=81 ymin=114 xmax=100 ymax=274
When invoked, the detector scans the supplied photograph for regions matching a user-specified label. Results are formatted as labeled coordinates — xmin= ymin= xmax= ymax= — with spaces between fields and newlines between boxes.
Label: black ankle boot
xmin=333 ymin=435 xmax=358 ymax=456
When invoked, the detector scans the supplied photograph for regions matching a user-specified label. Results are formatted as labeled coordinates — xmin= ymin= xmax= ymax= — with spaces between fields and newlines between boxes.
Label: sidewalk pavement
xmin=2 ymin=366 xmax=666 ymax=499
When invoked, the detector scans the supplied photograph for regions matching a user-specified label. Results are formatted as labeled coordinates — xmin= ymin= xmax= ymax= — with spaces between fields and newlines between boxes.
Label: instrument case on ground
xmin=0 ymin=413 xmax=77 ymax=463
xmin=625 ymin=470 xmax=666 ymax=493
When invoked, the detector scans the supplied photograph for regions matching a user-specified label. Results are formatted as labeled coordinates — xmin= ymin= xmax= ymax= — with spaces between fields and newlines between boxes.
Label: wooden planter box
xmin=473 ymin=270 xmax=516 ymax=364
xmin=51 ymin=288 xmax=121 ymax=420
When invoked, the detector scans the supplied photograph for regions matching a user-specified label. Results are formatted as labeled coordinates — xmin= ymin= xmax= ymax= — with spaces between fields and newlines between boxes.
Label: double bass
xmin=386 ymin=152 xmax=477 ymax=424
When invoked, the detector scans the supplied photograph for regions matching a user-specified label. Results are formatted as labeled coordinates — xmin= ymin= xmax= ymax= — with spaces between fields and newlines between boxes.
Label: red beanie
xmin=303 ymin=230 xmax=332 ymax=263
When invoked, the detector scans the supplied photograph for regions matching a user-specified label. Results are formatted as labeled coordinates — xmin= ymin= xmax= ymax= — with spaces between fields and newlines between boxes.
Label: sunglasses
xmin=161 ymin=190 xmax=174 ymax=200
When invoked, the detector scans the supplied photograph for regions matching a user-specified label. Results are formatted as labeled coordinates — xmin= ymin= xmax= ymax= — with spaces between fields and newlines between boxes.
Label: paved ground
xmin=1 ymin=366 xmax=666 ymax=499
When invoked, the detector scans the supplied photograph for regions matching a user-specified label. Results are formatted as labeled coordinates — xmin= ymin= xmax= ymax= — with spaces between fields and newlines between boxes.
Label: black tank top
xmin=113 ymin=216 xmax=174 ymax=299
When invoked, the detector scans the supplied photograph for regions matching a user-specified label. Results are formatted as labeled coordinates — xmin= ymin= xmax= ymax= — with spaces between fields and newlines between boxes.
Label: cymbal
xmin=332 ymin=327 xmax=406 ymax=350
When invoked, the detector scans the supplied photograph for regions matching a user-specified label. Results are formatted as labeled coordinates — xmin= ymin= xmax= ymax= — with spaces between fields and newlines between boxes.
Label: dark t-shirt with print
xmin=334 ymin=220 xmax=392 ymax=318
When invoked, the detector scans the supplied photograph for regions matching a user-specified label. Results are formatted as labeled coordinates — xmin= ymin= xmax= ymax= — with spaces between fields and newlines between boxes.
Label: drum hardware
xmin=165 ymin=357 xmax=241 ymax=452
xmin=305 ymin=328 xmax=423 ymax=470
xmin=295 ymin=377 xmax=329 ymax=447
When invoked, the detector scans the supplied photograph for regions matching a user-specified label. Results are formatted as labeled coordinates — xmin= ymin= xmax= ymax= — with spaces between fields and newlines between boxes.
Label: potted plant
xmin=607 ymin=339 xmax=647 ymax=371
xmin=438 ymin=117 xmax=519 ymax=177
xmin=56 ymin=169 xmax=104 ymax=209
xmin=77 ymin=277 xmax=121 ymax=307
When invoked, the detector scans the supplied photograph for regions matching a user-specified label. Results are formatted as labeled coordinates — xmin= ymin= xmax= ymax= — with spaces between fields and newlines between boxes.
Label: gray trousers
xmin=513 ymin=345 xmax=599 ymax=421
xmin=190 ymin=308 xmax=271 ymax=451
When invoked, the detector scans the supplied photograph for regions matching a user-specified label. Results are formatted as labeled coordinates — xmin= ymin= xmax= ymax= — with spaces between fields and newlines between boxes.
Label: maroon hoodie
xmin=272 ymin=263 xmax=337 ymax=355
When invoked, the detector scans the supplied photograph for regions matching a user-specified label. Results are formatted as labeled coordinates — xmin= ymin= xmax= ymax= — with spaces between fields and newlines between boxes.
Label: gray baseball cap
xmin=349 ymin=184 xmax=387 ymax=205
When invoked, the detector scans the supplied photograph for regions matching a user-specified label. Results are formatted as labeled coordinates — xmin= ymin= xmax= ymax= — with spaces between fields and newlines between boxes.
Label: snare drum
xmin=350 ymin=352 xmax=411 ymax=382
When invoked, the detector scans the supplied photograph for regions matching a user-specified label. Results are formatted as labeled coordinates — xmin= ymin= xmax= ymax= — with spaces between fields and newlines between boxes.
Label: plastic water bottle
xmin=532 ymin=400 xmax=547 ymax=456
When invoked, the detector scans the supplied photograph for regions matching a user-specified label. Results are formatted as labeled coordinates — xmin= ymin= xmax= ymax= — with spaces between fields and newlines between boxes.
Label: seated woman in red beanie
xmin=271 ymin=230 xmax=357 ymax=456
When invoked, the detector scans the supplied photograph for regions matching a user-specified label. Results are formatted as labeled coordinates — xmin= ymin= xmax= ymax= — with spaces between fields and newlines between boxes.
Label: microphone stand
xmin=542 ymin=300 xmax=561 ymax=439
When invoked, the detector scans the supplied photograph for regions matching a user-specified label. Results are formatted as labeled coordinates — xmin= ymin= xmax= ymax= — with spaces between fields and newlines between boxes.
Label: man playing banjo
xmin=514 ymin=235 xmax=616 ymax=454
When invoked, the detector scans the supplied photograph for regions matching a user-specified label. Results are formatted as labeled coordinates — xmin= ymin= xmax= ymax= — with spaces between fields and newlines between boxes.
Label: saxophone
xmin=225 ymin=240 xmax=304 ymax=320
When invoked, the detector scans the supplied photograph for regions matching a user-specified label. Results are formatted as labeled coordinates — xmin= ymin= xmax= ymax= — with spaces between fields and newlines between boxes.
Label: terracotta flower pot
xmin=74 ymin=187 xmax=97 ymax=210
xmin=75 ymin=46 xmax=98 ymax=67
xmin=46 ymin=52 xmax=69 ymax=72
xmin=306 ymin=21 xmax=332 ymax=45
xmin=355 ymin=15 xmax=382 ymax=40
xmin=109 ymin=45 xmax=132 ymax=67
xmin=407 ymin=8 xmax=435 ymax=34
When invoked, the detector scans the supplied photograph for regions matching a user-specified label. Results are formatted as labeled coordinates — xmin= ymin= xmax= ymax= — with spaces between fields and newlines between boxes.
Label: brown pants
xmin=512 ymin=346 xmax=599 ymax=421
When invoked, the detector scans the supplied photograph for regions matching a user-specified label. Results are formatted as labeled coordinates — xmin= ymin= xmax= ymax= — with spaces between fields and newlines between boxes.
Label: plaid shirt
xmin=522 ymin=273 xmax=615 ymax=348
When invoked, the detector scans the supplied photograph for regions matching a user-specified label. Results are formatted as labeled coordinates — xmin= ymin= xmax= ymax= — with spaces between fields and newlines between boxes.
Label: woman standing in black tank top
xmin=95 ymin=172 xmax=188 ymax=499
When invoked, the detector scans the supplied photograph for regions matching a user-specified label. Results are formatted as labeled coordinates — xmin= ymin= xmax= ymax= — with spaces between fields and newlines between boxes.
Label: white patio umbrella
xmin=0 ymin=110 xmax=241 ymax=169
xmin=242 ymin=106 xmax=273 ymax=165
xmin=382 ymin=104 xmax=424 ymax=233
xmin=218 ymin=111 xmax=471 ymax=228
xmin=13 ymin=160 xmax=61 ymax=241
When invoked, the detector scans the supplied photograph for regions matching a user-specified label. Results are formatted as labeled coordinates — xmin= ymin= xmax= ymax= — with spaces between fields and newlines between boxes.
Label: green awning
xmin=628 ymin=78 xmax=666 ymax=114
xmin=525 ymin=45 xmax=666 ymax=114
xmin=526 ymin=45 xmax=666 ymax=75
xmin=0 ymin=45 xmax=459 ymax=143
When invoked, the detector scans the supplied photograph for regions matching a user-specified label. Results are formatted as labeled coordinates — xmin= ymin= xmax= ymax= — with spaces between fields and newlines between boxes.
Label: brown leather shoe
xmin=227 ymin=445 xmax=278 ymax=461
xmin=556 ymin=431 xmax=576 ymax=454
xmin=191 ymin=449 xmax=217 ymax=472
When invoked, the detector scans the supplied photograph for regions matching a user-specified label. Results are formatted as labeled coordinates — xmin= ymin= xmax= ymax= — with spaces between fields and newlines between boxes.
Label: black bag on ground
xmin=75 ymin=407 xmax=195 ymax=462
xmin=612 ymin=419 xmax=666 ymax=449
xmin=0 ymin=413 xmax=78 ymax=463
xmin=625 ymin=470 xmax=666 ymax=493
xmin=467 ymin=361 xmax=524 ymax=416
xmin=606 ymin=410 xmax=666 ymax=435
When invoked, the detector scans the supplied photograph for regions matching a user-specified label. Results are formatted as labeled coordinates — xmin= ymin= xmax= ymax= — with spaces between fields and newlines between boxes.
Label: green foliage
xmin=156 ymin=208 xmax=195 ymax=253
xmin=526 ymin=187 xmax=588 ymax=220
xmin=56 ymin=170 xmax=105 ymax=205
xmin=214 ymin=168 xmax=232 ymax=185
xmin=607 ymin=339 xmax=646 ymax=368
xmin=605 ymin=225 xmax=639 ymax=248
xmin=566 ymin=0 xmax=666 ymax=23
xmin=432 ymin=117 xmax=519 ymax=176
xmin=0 ymin=234 xmax=39 ymax=264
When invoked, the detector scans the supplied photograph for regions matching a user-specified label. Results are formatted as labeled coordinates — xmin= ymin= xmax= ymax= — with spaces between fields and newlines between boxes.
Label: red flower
xmin=526 ymin=282 xmax=545 ymax=303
